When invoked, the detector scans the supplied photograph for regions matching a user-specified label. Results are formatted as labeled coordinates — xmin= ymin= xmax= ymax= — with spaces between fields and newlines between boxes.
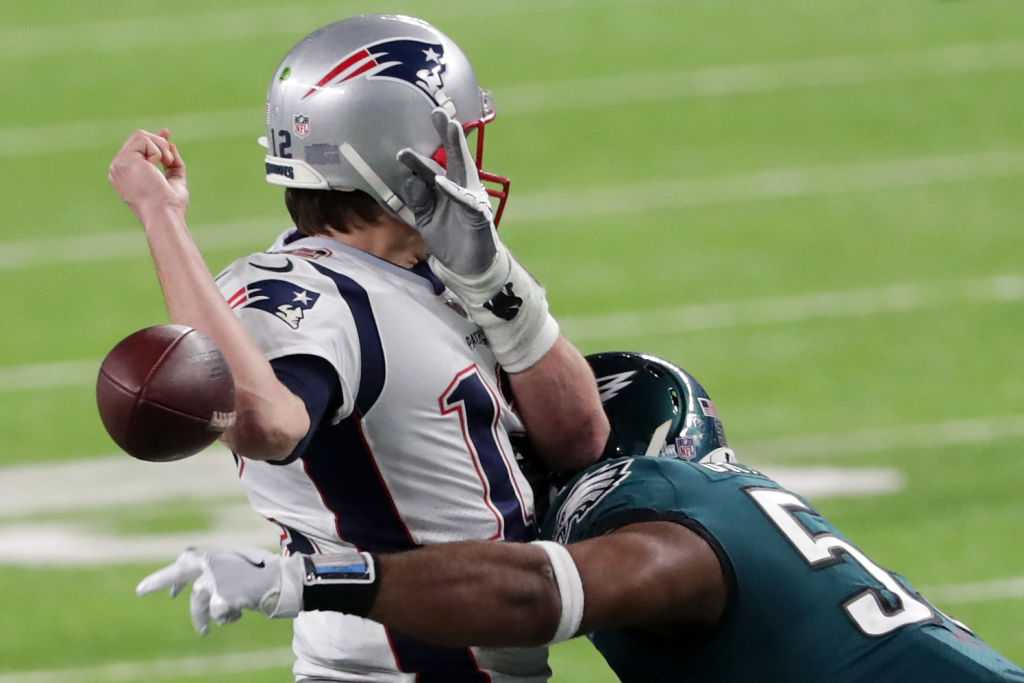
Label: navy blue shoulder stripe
xmin=309 ymin=262 xmax=386 ymax=415
xmin=409 ymin=260 xmax=446 ymax=295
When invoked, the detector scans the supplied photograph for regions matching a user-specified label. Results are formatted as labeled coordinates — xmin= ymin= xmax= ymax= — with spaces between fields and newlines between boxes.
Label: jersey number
xmin=440 ymin=367 xmax=528 ymax=540
xmin=746 ymin=488 xmax=933 ymax=636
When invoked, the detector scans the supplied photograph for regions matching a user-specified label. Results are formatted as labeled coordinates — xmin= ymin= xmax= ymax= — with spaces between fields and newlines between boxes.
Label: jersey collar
xmin=270 ymin=230 xmax=445 ymax=295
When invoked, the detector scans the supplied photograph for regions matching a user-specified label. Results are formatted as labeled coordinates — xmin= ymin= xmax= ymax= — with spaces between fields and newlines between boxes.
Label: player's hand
xmin=108 ymin=128 xmax=190 ymax=219
xmin=136 ymin=548 xmax=303 ymax=635
xmin=397 ymin=109 xmax=500 ymax=276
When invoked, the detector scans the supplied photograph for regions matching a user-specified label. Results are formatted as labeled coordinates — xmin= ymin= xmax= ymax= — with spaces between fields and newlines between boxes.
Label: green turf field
xmin=2 ymin=0 xmax=1023 ymax=680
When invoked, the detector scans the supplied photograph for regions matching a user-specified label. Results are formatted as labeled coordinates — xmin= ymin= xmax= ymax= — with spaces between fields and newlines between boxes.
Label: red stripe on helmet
xmin=340 ymin=57 xmax=379 ymax=84
xmin=302 ymin=48 xmax=372 ymax=99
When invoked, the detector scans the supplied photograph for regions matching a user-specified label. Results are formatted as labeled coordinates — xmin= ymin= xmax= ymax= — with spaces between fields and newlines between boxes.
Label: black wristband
xmin=301 ymin=552 xmax=381 ymax=618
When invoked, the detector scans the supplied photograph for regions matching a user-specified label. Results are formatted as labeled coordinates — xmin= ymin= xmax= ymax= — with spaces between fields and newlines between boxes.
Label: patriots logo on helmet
xmin=303 ymin=38 xmax=448 ymax=105
xmin=227 ymin=280 xmax=321 ymax=329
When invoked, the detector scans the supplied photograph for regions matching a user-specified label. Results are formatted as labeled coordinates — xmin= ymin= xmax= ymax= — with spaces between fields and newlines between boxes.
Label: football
xmin=96 ymin=325 xmax=236 ymax=462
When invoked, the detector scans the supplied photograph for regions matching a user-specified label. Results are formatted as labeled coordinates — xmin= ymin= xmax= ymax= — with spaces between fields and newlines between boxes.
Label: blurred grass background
xmin=1 ymin=1 xmax=1022 ymax=680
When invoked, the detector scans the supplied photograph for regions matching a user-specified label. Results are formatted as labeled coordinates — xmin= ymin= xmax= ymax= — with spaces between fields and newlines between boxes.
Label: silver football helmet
xmin=262 ymin=14 xmax=511 ymax=225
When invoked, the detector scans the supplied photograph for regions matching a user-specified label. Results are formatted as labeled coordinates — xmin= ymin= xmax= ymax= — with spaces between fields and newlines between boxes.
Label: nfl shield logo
xmin=293 ymin=114 xmax=311 ymax=139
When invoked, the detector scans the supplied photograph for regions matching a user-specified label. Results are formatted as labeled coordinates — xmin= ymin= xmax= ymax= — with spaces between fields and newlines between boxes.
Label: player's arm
xmin=366 ymin=521 xmax=725 ymax=645
xmin=108 ymin=129 xmax=308 ymax=461
xmin=398 ymin=110 xmax=609 ymax=471
xmin=506 ymin=337 xmax=608 ymax=472
xmin=139 ymin=521 xmax=726 ymax=645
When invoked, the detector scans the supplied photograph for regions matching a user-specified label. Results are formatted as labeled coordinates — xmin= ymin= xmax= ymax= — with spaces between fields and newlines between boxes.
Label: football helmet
xmin=587 ymin=351 xmax=732 ymax=463
xmin=262 ymin=14 xmax=511 ymax=225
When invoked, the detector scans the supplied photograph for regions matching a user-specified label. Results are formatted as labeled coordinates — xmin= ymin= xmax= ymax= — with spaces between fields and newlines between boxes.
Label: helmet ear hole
xmin=669 ymin=387 xmax=682 ymax=414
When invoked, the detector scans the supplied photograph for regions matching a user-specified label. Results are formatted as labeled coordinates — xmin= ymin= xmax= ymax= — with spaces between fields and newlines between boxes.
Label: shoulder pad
xmin=552 ymin=459 xmax=635 ymax=544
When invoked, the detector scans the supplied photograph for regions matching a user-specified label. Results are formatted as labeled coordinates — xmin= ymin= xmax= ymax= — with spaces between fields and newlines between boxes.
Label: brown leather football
xmin=96 ymin=325 xmax=236 ymax=462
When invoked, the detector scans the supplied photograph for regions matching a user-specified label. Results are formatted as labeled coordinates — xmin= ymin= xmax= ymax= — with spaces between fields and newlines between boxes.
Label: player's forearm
xmin=137 ymin=205 xmax=308 ymax=460
xmin=509 ymin=336 xmax=609 ymax=472
xmin=365 ymin=542 xmax=561 ymax=647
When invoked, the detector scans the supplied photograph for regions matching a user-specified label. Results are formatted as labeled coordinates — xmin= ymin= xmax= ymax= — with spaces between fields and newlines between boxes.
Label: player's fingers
xmin=158 ymin=128 xmax=173 ymax=140
xmin=397 ymin=148 xmax=441 ymax=184
xmin=115 ymin=129 xmax=152 ymax=157
xmin=430 ymin=106 xmax=449 ymax=142
xmin=402 ymin=174 xmax=436 ymax=222
xmin=135 ymin=564 xmax=196 ymax=598
xmin=155 ymin=141 xmax=175 ymax=168
xmin=136 ymin=566 xmax=177 ymax=596
xmin=436 ymin=176 xmax=490 ymax=220
xmin=447 ymin=116 xmax=479 ymax=188
xmin=142 ymin=139 xmax=164 ymax=164
xmin=432 ymin=108 xmax=466 ymax=186
xmin=136 ymin=129 xmax=175 ymax=166
xmin=190 ymin=574 xmax=214 ymax=636
xmin=166 ymin=142 xmax=187 ymax=180
xmin=136 ymin=550 xmax=204 ymax=597
xmin=209 ymin=593 xmax=241 ymax=625
xmin=454 ymin=120 xmax=481 ymax=187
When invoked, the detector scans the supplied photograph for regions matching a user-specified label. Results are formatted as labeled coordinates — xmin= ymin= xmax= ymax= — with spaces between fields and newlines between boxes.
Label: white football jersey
xmin=217 ymin=231 xmax=546 ymax=682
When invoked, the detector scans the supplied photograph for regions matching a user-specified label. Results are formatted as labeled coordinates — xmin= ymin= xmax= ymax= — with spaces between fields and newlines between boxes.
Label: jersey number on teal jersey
xmin=747 ymin=488 xmax=934 ymax=637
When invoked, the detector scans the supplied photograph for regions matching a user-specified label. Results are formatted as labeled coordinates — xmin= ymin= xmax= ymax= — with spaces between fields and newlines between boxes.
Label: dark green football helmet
xmin=587 ymin=351 xmax=732 ymax=463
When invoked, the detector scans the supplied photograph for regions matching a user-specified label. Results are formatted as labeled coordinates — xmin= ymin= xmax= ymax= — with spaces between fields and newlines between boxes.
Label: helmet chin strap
xmin=338 ymin=143 xmax=416 ymax=225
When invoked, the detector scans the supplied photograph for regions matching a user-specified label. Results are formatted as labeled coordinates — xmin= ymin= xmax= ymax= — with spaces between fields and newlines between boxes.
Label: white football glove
xmin=136 ymin=548 xmax=304 ymax=635
xmin=398 ymin=109 xmax=559 ymax=373
xmin=398 ymin=107 xmax=499 ymax=277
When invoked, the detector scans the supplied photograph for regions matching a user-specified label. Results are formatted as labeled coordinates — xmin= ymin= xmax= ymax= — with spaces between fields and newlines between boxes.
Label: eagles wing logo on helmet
xmin=227 ymin=279 xmax=321 ymax=330
xmin=303 ymin=38 xmax=448 ymax=105
xmin=595 ymin=370 xmax=638 ymax=403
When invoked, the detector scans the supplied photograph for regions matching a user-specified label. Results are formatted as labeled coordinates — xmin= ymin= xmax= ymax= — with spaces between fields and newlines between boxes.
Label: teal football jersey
xmin=540 ymin=457 xmax=1024 ymax=683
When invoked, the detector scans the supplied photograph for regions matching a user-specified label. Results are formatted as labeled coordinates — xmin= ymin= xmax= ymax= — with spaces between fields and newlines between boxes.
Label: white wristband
xmin=429 ymin=248 xmax=559 ymax=373
xmin=532 ymin=541 xmax=585 ymax=643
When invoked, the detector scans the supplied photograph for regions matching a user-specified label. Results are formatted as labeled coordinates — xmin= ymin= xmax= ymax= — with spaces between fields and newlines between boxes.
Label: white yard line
xmin=0 ymin=448 xmax=239 ymax=518
xmin=1 ymin=576 xmax=1022 ymax=682
xmin=748 ymin=414 xmax=1024 ymax=461
xmin=515 ymin=149 xmax=1024 ymax=226
xmin=5 ymin=414 xmax=1022 ymax=518
xmin=0 ymin=449 xmax=907 ymax=521
xmin=0 ymin=649 xmax=295 ymax=683
xmin=0 ymin=0 xmax=655 ymax=60
xmin=0 ymin=505 xmax=273 ymax=566
xmin=0 ymin=360 xmax=98 ymax=392
xmin=4 ymin=41 xmax=1023 ymax=157
xmin=0 ymin=465 xmax=899 ymax=566
xmin=0 ymin=217 xmax=280 ymax=270
xmin=501 ymin=42 xmax=1024 ymax=114
xmin=925 ymin=576 xmax=1024 ymax=605
xmin=761 ymin=466 xmax=904 ymax=498
xmin=3 ymin=149 xmax=1024 ymax=270
xmin=563 ymin=273 xmax=1024 ymax=342
xmin=2 ymin=273 xmax=1021 ymax=393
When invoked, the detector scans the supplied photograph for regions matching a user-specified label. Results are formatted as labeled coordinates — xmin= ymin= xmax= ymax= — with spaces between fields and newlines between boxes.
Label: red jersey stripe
xmin=226 ymin=286 xmax=247 ymax=308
